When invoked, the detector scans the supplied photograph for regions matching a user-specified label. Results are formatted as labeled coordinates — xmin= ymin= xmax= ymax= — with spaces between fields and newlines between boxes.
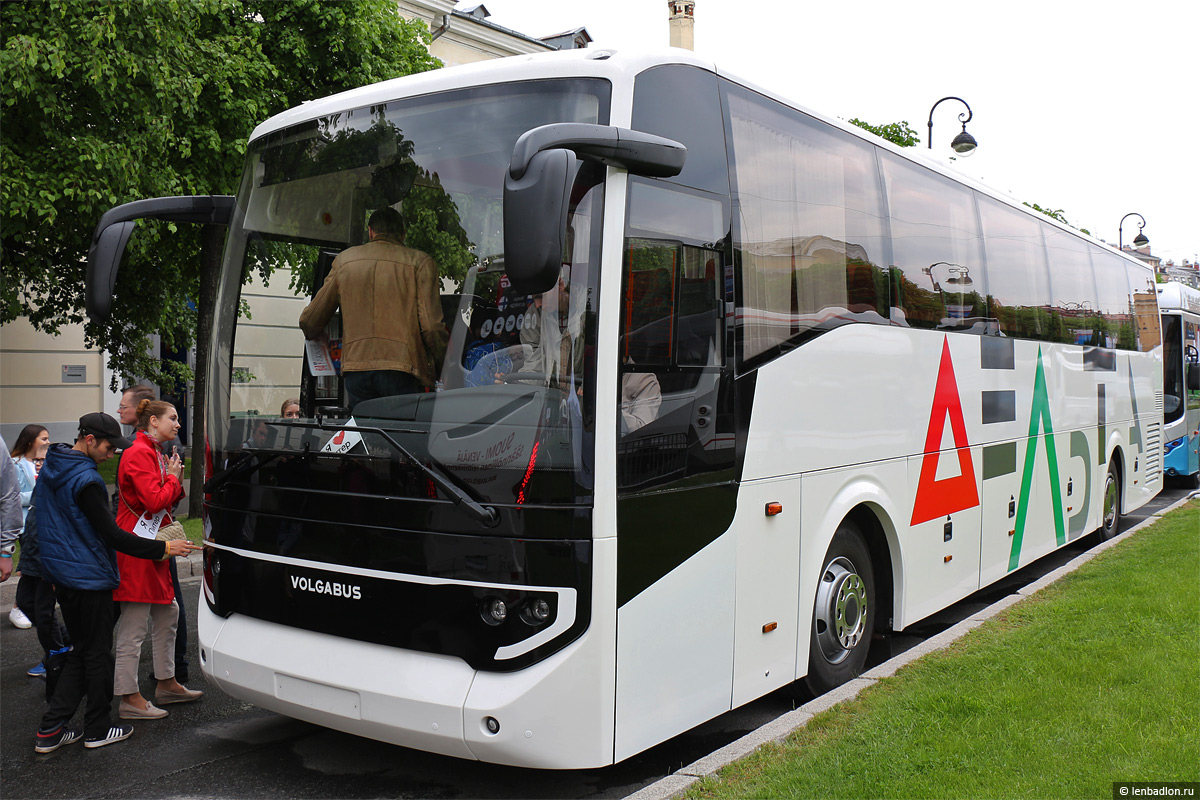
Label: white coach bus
xmin=86 ymin=49 xmax=1162 ymax=768
xmin=1158 ymin=281 xmax=1200 ymax=486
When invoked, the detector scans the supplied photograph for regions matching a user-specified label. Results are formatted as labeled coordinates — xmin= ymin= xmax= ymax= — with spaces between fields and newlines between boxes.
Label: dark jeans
xmin=15 ymin=574 xmax=68 ymax=658
xmin=344 ymin=369 xmax=424 ymax=410
xmin=40 ymin=587 xmax=116 ymax=739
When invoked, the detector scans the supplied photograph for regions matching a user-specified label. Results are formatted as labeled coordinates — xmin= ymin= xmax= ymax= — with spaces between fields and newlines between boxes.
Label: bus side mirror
xmin=87 ymin=221 xmax=139 ymax=323
xmin=503 ymin=123 xmax=685 ymax=295
xmin=503 ymin=148 xmax=577 ymax=296
xmin=86 ymin=195 xmax=235 ymax=323
xmin=1188 ymin=362 xmax=1200 ymax=391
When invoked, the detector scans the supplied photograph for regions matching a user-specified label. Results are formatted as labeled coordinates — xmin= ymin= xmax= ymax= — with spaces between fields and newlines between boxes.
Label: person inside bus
xmin=298 ymin=206 xmax=448 ymax=411
xmin=518 ymin=264 xmax=585 ymax=393
xmin=280 ymin=398 xmax=300 ymax=419
xmin=620 ymin=363 xmax=662 ymax=435
xmin=243 ymin=420 xmax=270 ymax=450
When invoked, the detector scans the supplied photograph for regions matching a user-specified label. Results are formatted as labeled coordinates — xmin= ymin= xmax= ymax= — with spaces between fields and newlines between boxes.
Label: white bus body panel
xmin=730 ymin=476 xmax=801 ymax=708
xmin=199 ymin=603 xmax=479 ymax=760
xmin=614 ymin=532 xmax=735 ymax=762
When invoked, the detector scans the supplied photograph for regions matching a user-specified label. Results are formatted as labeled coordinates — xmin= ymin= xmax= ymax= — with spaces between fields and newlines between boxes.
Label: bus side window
xmin=621 ymin=240 xmax=722 ymax=373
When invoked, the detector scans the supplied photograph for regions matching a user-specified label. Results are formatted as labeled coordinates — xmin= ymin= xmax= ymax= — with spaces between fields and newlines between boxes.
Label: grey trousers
xmin=113 ymin=601 xmax=178 ymax=696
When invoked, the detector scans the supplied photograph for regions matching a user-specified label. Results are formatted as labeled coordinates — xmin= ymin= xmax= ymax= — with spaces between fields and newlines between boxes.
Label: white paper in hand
xmin=305 ymin=339 xmax=336 ymax=376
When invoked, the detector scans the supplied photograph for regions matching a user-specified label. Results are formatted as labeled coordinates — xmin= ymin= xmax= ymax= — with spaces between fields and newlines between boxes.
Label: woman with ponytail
xmin=113 ymin=399 xmax=202 ymax=719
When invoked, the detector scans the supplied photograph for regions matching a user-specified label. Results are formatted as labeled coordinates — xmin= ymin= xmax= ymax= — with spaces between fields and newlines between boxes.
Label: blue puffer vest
xmin=34 ymin=443 xmax=120 ymax=590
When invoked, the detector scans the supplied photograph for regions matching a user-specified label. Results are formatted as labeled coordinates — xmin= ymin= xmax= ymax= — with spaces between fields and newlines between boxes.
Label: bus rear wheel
xmin=805 ymin=521 xmax=876 ymax=696
xmin=1099 ymin=461 xmax=1122 ymax=541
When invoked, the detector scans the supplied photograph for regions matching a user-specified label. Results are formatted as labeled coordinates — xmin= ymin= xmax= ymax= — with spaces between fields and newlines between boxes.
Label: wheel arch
xmin=1107 ymin=439 xmax=1127 ymax=515
xmin=807 ymin=471 xmax=906 ymax=637
xmin=845 ymin=503 xmax=898 ymax=634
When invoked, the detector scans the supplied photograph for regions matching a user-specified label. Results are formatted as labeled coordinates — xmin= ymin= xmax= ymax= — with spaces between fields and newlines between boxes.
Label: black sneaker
xmin=83 ymin=724 xmax=133 ymax=749
xmin=34 ymin=725 xmax=82 ymax=753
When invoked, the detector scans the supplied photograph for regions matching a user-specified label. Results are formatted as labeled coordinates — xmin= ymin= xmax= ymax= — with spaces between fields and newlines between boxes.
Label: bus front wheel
xmin=805 ymin=521 xmax=876 ymax=696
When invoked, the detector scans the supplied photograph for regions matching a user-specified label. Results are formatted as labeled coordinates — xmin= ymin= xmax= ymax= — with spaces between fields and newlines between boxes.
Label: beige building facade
xmin=0 ymin=318 xmax=123 ymax=445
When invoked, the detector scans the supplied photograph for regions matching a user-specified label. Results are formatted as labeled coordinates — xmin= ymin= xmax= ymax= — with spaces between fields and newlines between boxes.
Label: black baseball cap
xmin=78 ymin=412 xmax=133 ymax=450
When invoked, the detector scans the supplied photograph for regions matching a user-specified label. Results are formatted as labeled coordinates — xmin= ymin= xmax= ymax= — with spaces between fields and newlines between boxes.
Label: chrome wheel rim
xmin=1102 ymin=472 xmax=1118 ymax=533
xmin=814 ymin=556 xmax=868 ymax=664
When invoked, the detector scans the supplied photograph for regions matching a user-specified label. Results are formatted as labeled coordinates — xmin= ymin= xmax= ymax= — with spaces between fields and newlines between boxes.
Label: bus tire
xmin=805 ymin=521 xmax=876 ymax=696
xmin=1099 ymin=460 xmax=1122 ymax=541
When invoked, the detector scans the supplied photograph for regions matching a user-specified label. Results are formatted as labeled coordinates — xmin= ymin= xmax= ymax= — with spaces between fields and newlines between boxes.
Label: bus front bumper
xmin=197 ymin=602 xmax=615 ymax=768
xmin=198 ymin=604 xmax=479 ymax=760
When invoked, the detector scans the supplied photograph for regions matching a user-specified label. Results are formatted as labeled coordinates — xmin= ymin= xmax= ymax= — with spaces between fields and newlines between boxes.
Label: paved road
xmin=0 ymin=486 xmax=1188 ymax=799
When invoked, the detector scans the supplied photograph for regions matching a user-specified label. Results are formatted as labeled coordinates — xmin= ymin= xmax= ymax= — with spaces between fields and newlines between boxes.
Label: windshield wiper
xmin=281 ymin=420 xmax=499 ymax=527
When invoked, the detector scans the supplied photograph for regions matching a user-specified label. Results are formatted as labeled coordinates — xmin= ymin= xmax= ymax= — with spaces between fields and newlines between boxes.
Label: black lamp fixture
xmin=927 ymin=97 xmax=977 ymax=156
xmin=923 ymin=262 xmax=974 ymax=291
xmin=1118 ymin=213 xmax=1150 ymax=250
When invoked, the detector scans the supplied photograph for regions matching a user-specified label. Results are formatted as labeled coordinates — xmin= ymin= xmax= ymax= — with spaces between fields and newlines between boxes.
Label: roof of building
xmin=451 ymin=6 xmax=555 ymax=50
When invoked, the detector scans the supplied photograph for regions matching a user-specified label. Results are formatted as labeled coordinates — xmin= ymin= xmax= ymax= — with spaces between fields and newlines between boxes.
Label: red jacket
xmin=114 ymin=431 xmax=184 ymax=604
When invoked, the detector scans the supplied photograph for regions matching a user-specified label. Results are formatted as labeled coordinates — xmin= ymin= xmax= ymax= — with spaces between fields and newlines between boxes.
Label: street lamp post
xmin=927 ymin=97 xmax=978 ymax=156
xmin=1118 ymin=213 xmax=1149 ymax=251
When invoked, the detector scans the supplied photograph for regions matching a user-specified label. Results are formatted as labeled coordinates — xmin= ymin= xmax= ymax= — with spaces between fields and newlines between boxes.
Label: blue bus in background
xmin=1159 ymin=282 xmax=1200 ymax=487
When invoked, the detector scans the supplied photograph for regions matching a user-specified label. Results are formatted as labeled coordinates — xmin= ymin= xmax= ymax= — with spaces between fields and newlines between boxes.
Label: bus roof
xmin=1158 ymin=281 xmax=1200 ymax=315
xmin=248 ymin=48 xmax=1154 ymax=280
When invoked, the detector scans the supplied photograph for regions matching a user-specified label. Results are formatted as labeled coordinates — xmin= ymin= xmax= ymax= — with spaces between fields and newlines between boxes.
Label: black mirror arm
xmin=86 ymin=195 xmax=236 ymax=323
xmin=508 ymin=123 xmax=685 ymax=181
xmin=92 ymin=195 xmax=236 ymax=236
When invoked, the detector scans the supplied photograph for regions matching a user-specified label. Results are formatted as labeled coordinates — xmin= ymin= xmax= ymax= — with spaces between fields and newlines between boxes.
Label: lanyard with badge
xmin=125 ymin=437 xmax=169 ymax=540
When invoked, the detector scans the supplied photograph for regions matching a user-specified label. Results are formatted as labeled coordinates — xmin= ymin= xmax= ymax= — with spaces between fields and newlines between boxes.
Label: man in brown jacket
xmin=299 ymin=207 xmax=448 ymax=409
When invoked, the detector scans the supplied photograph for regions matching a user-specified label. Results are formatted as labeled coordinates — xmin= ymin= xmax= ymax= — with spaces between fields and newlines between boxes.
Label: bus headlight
xmin=481 ymin=597 xmax=508 ymax=625
xmin=520 ymin=597 xmax=552 ymax=626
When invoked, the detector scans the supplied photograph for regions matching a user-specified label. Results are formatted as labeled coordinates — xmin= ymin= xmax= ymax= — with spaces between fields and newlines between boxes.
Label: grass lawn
xmin=687 ymin=501 xmax=1200 ymax=799
xmin=180 ymin=514 xmax=205 ymax=547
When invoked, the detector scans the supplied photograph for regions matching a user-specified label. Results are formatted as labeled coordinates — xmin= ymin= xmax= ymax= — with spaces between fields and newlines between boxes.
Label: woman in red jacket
xmin=114 ymin=399 xmax=202 ymax=719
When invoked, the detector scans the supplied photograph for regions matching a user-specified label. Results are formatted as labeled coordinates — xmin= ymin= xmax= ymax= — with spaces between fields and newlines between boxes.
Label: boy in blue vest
xmin=33 ymin=413 xmax=200 ymax=753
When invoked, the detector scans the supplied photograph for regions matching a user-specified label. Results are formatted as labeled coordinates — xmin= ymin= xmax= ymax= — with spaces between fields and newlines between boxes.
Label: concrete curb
xmin=623 ymin=495 xmax=1197 ymax=800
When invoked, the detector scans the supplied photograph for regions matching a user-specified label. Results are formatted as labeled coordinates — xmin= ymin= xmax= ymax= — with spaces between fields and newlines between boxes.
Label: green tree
xmin=848 ymin=118 xmax=921 ymax=148
xmin=1 ymin=0 xmax=440 ymax=386
xmin=1024 ymin=202 xmax=1091 ymax=236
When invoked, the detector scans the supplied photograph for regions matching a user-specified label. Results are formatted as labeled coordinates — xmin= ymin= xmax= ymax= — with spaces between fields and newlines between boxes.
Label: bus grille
xmin=1144 ymin=421 xmax=1162 ymax=483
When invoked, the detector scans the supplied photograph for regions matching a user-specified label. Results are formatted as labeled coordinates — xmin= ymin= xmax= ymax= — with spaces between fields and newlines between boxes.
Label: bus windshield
xmin=208 ymin=79 xmax=610 ymax=513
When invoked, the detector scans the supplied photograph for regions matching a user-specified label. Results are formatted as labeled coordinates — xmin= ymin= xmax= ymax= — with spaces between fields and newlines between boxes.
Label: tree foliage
xmin=1 ymin=0 xmax=439 ymax=386
xmin=1024 ymin=202 xmax=1091 ymax=236
xmin=848 ymin=118 xmax=921 ymax=148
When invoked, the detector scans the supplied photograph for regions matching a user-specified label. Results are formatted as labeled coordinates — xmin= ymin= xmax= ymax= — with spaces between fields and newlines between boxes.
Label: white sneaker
xmin=8 ymin=607 xmax=32 ymax=629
